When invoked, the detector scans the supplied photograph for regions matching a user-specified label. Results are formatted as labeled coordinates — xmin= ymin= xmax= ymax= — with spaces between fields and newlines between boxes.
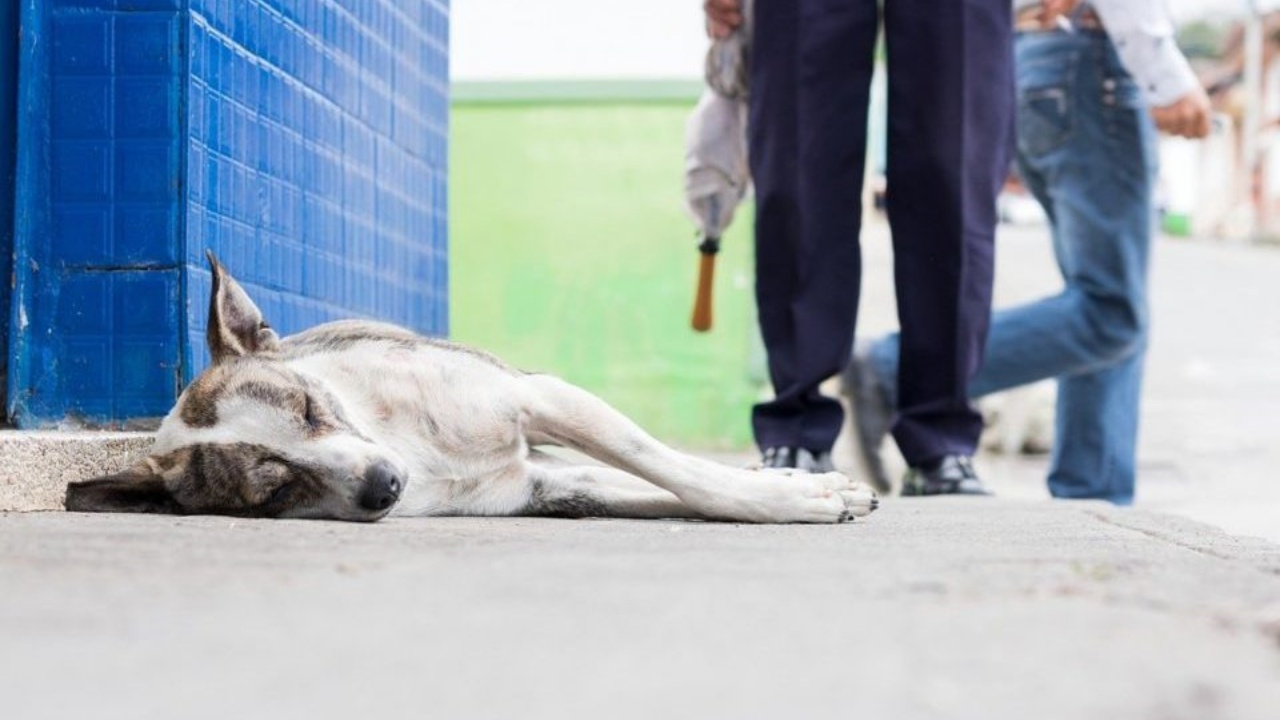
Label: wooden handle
xmin=691 ymin=251 xmax=717 ymax=332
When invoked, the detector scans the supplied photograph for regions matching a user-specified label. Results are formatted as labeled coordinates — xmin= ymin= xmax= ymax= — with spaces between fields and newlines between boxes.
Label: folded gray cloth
xmin=683 ymin=90 xmax=749 ymax=240
xmin=704 ymin=0 xmax=751 ymax=100
xmin=685 ymin=0 xmax=752 ymax=240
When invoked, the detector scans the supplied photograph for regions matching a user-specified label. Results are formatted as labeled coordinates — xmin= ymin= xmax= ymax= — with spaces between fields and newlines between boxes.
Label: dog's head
xmin=65 ymin=253 xmax=405 ymax=521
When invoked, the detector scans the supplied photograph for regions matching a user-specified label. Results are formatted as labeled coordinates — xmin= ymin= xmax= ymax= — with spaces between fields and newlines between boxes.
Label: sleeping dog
xmin=65 ymin=254 xmax=877 ymax=523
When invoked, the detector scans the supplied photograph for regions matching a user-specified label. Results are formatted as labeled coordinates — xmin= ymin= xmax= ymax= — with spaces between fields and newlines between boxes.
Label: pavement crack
xmin=1083 ymin=508 xmax=1259 ymax=566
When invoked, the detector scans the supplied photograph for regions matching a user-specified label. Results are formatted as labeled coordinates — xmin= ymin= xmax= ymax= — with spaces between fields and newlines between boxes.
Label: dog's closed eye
xmin=268 ymin=480 xmax=299 ymax=505
xmin=303 ymin=395 xmax=321 ymax=431
xmin=252 ymin=458 xmax=291 ymax=484
xmin=252 ymin=459 xmax=298 ymax=504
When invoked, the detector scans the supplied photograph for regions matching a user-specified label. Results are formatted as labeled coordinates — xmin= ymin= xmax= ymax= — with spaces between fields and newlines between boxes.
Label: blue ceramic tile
xmin=52 ymin=16 xmax=111 ymax=75
xmin=11 ymin=0 xmax=448 ymax=427
xmin=52 ymin=141 xmax=111 ymax=201
xmin=51 ymin=77 xmax=110 ymax=137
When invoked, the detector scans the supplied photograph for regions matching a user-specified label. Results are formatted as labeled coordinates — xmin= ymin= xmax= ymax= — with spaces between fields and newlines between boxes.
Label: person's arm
xmin=1044 ymin=0 xmax=1211 ymax=138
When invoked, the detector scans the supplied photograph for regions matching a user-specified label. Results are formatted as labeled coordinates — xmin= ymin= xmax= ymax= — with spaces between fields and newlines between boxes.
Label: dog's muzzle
xmin=357 ymin=461 xmax=403 ymax=512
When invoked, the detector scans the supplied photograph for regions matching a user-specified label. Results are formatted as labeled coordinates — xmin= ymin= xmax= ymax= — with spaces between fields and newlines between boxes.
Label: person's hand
xmin=1150 ymin=87 xmax=1213 ymax=139
xmin=705 ymin=0 xmax=743 ymax=39
xmin=1037 ymin=0 xmax=1079 ymax=24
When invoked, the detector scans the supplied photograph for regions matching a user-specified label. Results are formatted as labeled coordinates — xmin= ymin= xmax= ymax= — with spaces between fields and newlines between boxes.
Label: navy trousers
xmin=748 ymin=0 xmax=1014 ymax=465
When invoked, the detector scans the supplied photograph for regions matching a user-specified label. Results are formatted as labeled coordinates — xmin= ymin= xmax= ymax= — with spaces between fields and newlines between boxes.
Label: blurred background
xmin=449 ymin=3 xmax=1272 ymax=426
xmin=447 ymin=1 xmax=1280 ymax=539
xmin=450 ymin=1 xmax=752 ymax=449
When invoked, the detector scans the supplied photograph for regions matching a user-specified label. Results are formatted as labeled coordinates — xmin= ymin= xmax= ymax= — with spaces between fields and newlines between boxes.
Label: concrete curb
xmin=0 ymin=431 xmax=153 ymax=512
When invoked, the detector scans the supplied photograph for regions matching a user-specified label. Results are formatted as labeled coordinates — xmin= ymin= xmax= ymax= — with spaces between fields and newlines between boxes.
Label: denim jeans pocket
xmin=1015 ymin=38 xmax=1081 ymax=160
xmin=1017 ymin=85 xmax=1073 ymax=159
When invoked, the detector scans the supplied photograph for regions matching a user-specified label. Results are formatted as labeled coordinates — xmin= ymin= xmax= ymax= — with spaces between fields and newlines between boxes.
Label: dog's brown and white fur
xmin=65 ymin=254 xmax=877 ymax=523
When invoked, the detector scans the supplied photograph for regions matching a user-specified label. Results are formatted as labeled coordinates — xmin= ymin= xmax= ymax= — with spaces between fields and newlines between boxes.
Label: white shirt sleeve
xmin=1088 ymin=0 xmax=1200 ymax=108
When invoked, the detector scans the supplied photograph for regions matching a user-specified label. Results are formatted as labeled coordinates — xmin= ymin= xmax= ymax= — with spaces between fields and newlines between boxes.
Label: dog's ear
xmin=206 ymin=250 xmax=280 ymax=363
xmin=65 ymin=464 xmax=179 ymax=514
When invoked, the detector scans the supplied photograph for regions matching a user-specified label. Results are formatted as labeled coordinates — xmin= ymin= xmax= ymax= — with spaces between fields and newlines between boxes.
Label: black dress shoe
xmin=902 ymin=455 xmax=991 ymax=496
xmin=761 ymin=446 xmax=835 ymax=473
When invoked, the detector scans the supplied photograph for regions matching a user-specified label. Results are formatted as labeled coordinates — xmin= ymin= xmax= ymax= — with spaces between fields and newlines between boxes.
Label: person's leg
xmin=881 ymin=0 xmax=1014 ymax=466
xmin=1049 ymin=350 xmax=1144 ymax=504
xmin=1043 ymin=34 xmax=1157 ymax=504
xmin=749 ymin=0 xmax=878 ymax=456
xmin=864 ymin=31 xmax=1156 ymax=501
xmin=747 ymin=0 xmax=803 ymax=452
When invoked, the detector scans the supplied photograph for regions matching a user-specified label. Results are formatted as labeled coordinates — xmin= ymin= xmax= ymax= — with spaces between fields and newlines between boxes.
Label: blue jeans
xmin=868 ymin=30 xmax=1157 ymax=504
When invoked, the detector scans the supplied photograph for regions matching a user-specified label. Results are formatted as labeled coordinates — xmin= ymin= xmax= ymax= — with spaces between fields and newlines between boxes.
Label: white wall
xmin=451 ymin=0 xmax=707 ymax=81
xmin=450 ymin=1 xmax=1251 ymax=82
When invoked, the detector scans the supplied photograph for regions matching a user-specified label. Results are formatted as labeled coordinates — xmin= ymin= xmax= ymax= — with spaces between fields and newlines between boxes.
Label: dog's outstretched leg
xmin=517 ymin=375 xmax=875 ymax=523
xmin=520 ymin=461 xmax=700 ymax=520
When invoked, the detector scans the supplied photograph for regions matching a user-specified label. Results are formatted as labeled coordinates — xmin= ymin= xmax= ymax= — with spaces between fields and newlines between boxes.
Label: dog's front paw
xmin=811 ymin=471 xmax=879 ymax=521
xmin=725 ymin=469 xmax=878 ymax=524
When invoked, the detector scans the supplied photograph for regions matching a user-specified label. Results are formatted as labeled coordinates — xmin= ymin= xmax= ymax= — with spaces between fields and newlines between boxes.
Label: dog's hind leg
xmin=516 ymin=375 xmax=876 ymax=523
xmin=520 ymin=459 xmax=700 ymax=519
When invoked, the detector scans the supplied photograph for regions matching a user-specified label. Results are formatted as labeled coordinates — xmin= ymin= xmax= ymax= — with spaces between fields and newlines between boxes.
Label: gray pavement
xmin=849 ymin=224 xmax=1280 ymax=542
xmin=2 ymin=501 xmax=1278 ymax=720
xmin=1 ymin=228 xmax=1278 ymax=719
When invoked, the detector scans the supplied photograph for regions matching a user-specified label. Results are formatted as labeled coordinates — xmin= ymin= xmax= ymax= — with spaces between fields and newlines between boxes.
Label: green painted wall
xmin=450 ymin=87 xmax=760 ymax=449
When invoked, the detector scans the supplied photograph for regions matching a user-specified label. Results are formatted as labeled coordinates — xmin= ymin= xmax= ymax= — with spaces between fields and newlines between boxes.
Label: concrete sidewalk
xmin=0 ymin=229 xmax=1276 ymax=719
xmin=2 ymin=501 xmax=1277 ymax=720
xmin=849 ymin=226 xmax=1280 ymax=543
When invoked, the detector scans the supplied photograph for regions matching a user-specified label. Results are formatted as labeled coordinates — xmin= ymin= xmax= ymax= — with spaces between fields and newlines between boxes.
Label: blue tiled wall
xmin=11 ymin=0 xmax=186 ymax=425
xmin=9 ymin=0 xmax=449 ymax=427
xmin=0 ymin=1 xmax=19 ymax=411
xmin=183 ymin=0 xmax=450 ymax=372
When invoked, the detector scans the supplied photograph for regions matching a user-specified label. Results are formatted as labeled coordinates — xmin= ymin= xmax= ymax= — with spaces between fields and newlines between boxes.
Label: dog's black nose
xmin=358 ymin=462 xmax=403 ymax=512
